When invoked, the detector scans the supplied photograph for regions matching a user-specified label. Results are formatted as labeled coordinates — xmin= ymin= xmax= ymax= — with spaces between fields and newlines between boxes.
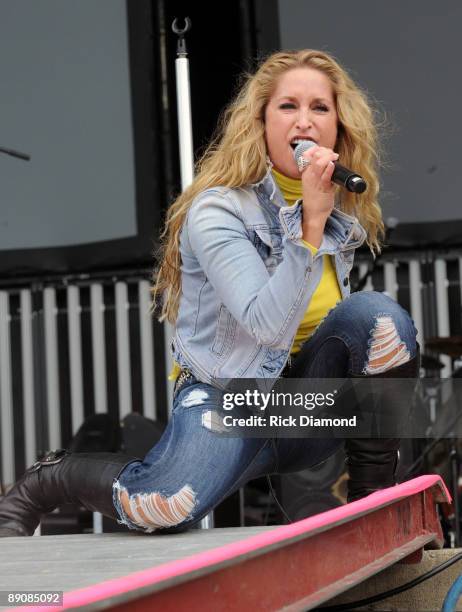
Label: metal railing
xmin=1 ymin=250 xmax=462 ymax=487
xmin=0 ymin=270 xmax=170 ymax=487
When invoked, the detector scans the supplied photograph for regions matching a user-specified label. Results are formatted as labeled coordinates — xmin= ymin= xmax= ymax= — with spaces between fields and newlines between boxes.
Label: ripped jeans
xmin=112 ymin=291 xmax=418 ymax=534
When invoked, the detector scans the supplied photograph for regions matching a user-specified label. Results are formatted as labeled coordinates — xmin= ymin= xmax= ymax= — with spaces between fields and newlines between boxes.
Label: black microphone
xmin=293 ymin=140 xmax=366 ymax=194
xmin=0 ymin=146 xmax=31 ymax=161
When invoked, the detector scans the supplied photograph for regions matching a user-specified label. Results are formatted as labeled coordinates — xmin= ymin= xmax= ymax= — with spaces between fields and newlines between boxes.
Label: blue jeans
xmin=112 ymin=291 xmax=417 ymax=533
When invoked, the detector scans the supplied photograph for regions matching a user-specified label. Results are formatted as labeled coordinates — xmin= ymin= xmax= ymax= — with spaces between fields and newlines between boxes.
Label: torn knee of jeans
xmin=182 ymin=388 xmax=209 ymax=408
xmin=363 ymin=315 xmax=410 ymax=375
xmin=115 ymin=483 xmax=197 ymax=532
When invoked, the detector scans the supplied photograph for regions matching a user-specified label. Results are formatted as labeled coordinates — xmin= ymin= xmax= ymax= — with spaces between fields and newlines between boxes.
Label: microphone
xmin=0 ymin=146 xmax=31 ymax=161
xmin=293 ymin=140 xmax=366 ymax=194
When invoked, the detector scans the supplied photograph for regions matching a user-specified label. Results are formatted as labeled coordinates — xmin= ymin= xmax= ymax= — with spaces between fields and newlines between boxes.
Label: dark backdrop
xmin=0 ymin=0 xmax=280 ymax=280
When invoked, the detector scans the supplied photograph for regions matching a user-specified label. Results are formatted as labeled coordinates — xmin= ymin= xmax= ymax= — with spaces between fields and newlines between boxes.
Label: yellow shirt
xmin=168 ymin=170 xmax=342 ymax=380
xmin=271 ymin=169 xmax=341 ymax=354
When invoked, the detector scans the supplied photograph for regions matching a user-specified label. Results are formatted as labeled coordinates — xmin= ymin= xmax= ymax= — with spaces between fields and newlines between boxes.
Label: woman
xmin=0 ymin=50 xmax=419 ymax=537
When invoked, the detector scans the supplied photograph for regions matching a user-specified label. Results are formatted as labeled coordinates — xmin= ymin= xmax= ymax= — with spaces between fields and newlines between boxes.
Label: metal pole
xmin=171 ymin=17 xmax=213 ymax=530
xmin=173 ymin=18 xmax=194 ymax=188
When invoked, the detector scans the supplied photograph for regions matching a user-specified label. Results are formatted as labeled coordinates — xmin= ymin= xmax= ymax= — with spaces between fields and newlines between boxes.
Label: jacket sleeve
xmin=186 ymin=189 xmax=320 ymax=347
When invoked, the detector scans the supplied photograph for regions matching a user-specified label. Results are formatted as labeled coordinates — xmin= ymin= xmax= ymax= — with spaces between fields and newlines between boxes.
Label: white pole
xmin=434 ymin=259 xmax=451 ymax=377
xmin=409 ymin=260 xmax=424 ymax=351
xmin=175 ymin=56 xmax=194 ymax=188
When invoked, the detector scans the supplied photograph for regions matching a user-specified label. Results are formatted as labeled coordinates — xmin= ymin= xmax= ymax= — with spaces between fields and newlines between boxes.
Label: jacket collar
xmin=249 ymin=158 xmax=278 ymax=201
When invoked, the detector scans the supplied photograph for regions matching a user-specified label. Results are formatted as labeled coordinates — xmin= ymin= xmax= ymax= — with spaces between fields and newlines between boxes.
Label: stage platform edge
xmin=3 ymin=475 xmax=450 ymax=612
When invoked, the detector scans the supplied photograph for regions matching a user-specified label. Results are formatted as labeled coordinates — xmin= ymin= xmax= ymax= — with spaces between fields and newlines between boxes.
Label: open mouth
xmin=290 ymin=139 xmax=317 ymax=151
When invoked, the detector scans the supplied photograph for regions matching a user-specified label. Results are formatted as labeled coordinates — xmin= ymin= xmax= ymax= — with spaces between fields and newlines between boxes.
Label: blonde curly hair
xmin=153 ymin=49 xmax=384 ymax=324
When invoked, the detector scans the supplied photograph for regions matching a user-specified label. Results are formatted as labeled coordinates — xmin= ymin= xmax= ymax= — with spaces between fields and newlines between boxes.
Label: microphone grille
xmin=293 ymin=140 xmax=317 ymax=164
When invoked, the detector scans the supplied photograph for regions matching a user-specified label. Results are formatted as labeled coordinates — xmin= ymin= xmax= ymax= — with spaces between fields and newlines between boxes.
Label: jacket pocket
xmin=253 ymin=227 xmax=283 ymax=271
xmin=259 ymin=348 xmax=287 ymax=377
xmin=253 ymin=227 xmax=272 ymax=255
xmin=211 ymin=305 xmax=236 ymax=357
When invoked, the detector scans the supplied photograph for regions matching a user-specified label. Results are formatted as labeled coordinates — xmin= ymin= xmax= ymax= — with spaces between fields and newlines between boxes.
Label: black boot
xmin=346 ymin=348 xmax=420 ymax=503
xmin=0 ymin=449 xmax=139 ymax=537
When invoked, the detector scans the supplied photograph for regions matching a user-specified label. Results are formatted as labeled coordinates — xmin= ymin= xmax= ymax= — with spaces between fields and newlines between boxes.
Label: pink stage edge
xmin=15 ymin=475 xmax=451 ymax=611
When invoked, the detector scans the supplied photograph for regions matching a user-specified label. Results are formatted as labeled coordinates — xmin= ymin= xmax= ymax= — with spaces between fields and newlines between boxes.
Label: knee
xmin=363 ymin=313 xmax=414 ymax=374
xmin=362 ymin=293 xmax=417 ymax=374
xmin=341 ymin=292 xmax=417 ymax=375
xmin=115 ymin=483 xmax=197 ymax=533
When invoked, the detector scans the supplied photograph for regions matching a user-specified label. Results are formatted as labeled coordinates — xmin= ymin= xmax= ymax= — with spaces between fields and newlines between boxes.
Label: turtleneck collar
xmin=271 ymin=168 xmax=302 ymax=206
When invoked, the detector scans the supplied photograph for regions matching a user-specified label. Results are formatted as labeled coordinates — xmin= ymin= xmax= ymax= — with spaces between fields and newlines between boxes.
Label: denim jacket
xmin=171 ymin=167 xmax=367 ymax=387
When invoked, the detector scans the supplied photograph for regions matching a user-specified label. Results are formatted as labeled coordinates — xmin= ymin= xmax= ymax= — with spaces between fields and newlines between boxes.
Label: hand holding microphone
xmin=294 ymin=143 xmax=338 ymax=234
xmin=294 ymin=140 xmax=367 ymax=194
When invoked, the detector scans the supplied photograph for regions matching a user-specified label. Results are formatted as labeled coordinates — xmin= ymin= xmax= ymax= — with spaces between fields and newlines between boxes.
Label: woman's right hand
xmin=299 ymin=145 xmax=339 ymax=246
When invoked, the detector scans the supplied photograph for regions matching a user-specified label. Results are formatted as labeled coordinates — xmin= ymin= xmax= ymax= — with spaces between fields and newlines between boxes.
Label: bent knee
xmin=118 ymin=484 xmax=197 ymax=532
xmin=364 ymin=315 xmax=411 ymax=374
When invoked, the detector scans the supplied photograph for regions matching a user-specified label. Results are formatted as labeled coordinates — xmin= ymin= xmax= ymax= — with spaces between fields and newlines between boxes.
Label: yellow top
xmin=168 ymin=170 xmax=342 ymax=380
xmin=271 ymin=168 xmax=341 ymax=354
xmin=169 ymin=360 xmax=182 ymax=381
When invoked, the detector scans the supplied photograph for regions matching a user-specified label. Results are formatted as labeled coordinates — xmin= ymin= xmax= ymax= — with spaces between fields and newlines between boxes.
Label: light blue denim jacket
xmin=171 ymin=167 xmax=367 ymax=387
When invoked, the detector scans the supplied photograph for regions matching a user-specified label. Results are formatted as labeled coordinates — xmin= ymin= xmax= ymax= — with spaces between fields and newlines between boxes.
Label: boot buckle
xmin=27 ymin=449 xmax=69 ymax=473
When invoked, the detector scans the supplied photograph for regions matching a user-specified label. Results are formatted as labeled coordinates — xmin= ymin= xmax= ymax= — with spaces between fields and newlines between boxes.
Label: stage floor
xmin=0 ymin=526 xmax=275 ymax=604
xmin=0 ymin=477 xmax=450 ymax=611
